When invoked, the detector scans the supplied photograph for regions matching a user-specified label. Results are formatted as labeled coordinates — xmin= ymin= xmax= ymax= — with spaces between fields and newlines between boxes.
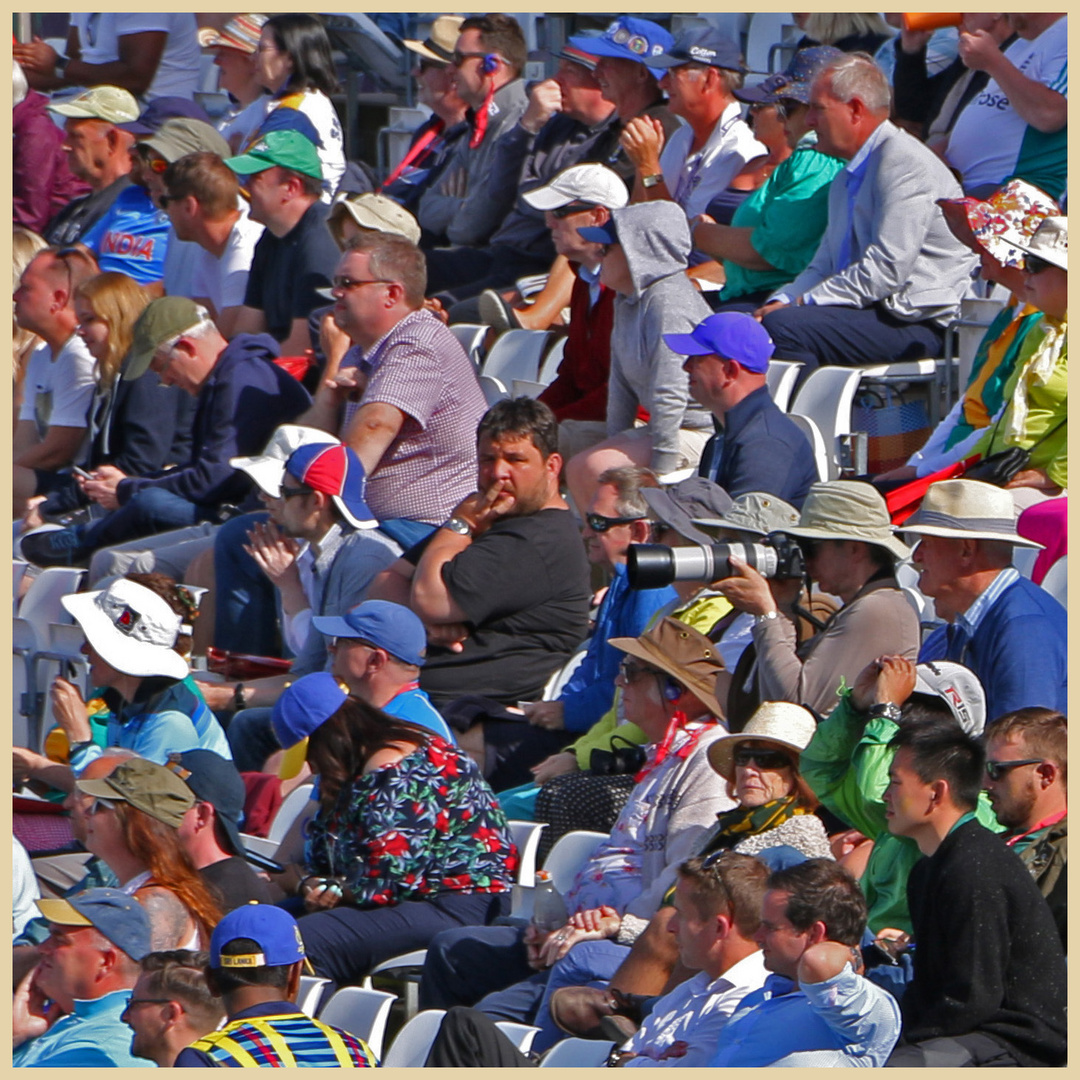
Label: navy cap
xmin=736 ymin=45 xmax=844 ymax=105
xmin=210 ymin=902 xmax=308 ymax=969
xmin=577 ymin=219 xmax=619 ymax=246
xmin=118 ymin=95 xmax=212 ymax=136
xmin=312 ymin=599 xmax=427 ymax=667
xmin=255 ymin=106 xmax=325 ymax=149
xmin=271 ymin=672 xmax=348 ymax=751
xmin=650 ymin=28 xmax=745 ymax=73
xmin=174 ymin=750 xmax=247 ymax=857
xmin=567 ymin=17 xmax=673 ymax=77
xmin=664 ymin=312 xmax=775 ymax=373
xmin=36 ymin=887 xmax=152 ymax=961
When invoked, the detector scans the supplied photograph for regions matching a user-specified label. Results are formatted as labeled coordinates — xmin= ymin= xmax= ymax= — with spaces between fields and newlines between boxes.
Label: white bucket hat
xmin=781 ymin=481 xmax=910 ymax=561
xmin=231 ymin=424 xmax=341 ymax=499
xmin=708 ymin=701 xmax=817 ymax=780
xmin=62 ymin=579 xmax=188 ymax=681
xmin=898 ymin=479 xmax=1042 ymax=548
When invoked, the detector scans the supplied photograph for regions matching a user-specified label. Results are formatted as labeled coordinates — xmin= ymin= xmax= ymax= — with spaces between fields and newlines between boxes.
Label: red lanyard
xmin=1005 ymin=808 xmax=1067 ymax=848
xmin=634 ymin=712 xmax=715 ymax=783
xmin=469 ymin=85 xmax=496 ymax=149
xmin=379 ymin=121 xmax=444 ymax=191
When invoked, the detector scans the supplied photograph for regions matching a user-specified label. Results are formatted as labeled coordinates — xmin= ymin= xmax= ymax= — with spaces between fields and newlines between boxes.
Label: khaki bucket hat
xmin=781 ymin=480 xmax=909 ymax=561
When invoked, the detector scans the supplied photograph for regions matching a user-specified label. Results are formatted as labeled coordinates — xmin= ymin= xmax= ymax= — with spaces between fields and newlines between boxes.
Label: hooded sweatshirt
xmin=605 ymin=202 xmax=713 ymax=474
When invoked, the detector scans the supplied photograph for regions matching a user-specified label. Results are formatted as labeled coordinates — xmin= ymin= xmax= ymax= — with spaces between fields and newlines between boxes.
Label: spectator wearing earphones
xmin=417 ymin=14 xmax=529 ymax=250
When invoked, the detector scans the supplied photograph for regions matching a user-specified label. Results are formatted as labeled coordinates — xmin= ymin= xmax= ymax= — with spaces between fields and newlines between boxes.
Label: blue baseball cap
xmin=285 ymin=442 xmax=377 ymax=530
xmin=36 ymin=887 xmax=152 ymax=961
xmin=577 ymin=218 xmax=619 ymax=246
xmin=210 ymin=902 xmax=310 ymax=970
xmin=736 ymin=45 xmax=844 ymax=105
xmin=663 ymin=312 xmax=775 ymax=373
xmin=117 ymin=94 xmax=211 ymax=136
xmin=312 ymin=600 xmax=427 ymax=667
xmin=271 ymin=671 xmax=348 ymax=751
xmin=650 ymin=27 xmax=745 ymax=73
xmin=568 ymin=17 xmax=673 ymax=77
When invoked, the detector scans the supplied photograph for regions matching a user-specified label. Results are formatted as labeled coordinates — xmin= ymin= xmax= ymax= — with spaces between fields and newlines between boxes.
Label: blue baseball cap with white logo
xmin=312 ymin=600 xmax=427 ymax=667
xmin=650 ymin=27 xmax=745 ymax=73
xmin=568 ymin=17 xmax=674 ymax=77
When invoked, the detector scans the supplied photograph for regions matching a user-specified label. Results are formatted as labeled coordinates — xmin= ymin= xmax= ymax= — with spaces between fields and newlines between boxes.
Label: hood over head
xmin=609 ymin=201 xmax=693 ymax=298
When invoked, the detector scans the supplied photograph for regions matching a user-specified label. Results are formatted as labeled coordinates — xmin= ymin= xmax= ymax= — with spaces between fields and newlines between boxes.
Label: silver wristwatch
xmin=442 ymin=516 xmax=473 ymax=536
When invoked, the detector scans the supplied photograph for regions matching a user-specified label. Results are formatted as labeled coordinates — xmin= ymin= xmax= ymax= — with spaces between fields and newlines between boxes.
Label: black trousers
xmin=425 ymin=1006 xmax=536 ymax=1068
xmin=886 ymin=1032 xmax=1019 ymax=1067
xmin=761 ymin=303 xmax=946 ymax=375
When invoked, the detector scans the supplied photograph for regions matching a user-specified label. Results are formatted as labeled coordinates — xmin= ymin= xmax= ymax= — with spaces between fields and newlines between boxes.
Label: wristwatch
xmin=442 ymin=516 xmax=474 ymax=536
xmin=867 ymin=702 xmax=903 ymax=723
xmin=754 ymin=609 xmax=780 ymax=627
xmin=54 ymin=54 xmax=70 ymax=81
xmin=641 ymin=173 xmax=664 ymax=189
xmin=233 ymin=683 xmax=248 ymax=711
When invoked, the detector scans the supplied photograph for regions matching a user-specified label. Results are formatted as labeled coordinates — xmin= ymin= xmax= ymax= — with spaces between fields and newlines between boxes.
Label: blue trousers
xmin=762 ymin=303 xmax=946 ymax=375
xmin=225 ymin=707 xmax=279 ymax=772
xmin=297 ymin=890 xmax=510 ymax=991
xmin=213 ymin=511 xmax=280 ymax=656
xmin=79 ymin=486 xmax=213 ymax=555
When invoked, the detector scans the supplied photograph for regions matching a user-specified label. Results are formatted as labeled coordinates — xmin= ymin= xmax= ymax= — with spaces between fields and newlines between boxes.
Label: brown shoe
xmin=549 ymin=986 xmax=618 ymax=1039
xmin=599 ymin=1014 xmax=639 ymax=1045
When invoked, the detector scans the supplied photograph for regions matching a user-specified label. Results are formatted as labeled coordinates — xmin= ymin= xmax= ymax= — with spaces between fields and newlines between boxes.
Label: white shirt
xmin=946 ymin=16 xmax=1068 ymax=191
xmin=264 ymin=91 xmax=347 ymax=200
xmin=217 ymin=95 xmax=273 ymax=155
xmin=13 ymin=837 xmax=40 ymax=940
xmin=624 ymin=951 xmax=770 ymax=1067
xmin=659 ymin=101 xmax=766 ymax=222
xmin=19 ymin=336 xmax=96 ymax=437
xmin=163 ymin=230 xmax=204 ymax=299
xmin=69 ymin=14 xmax=200 ymax=102
xmin=188 ymin=207 xmax=265 ymax=314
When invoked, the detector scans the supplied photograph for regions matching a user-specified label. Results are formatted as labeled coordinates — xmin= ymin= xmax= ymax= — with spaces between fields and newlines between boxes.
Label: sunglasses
xmin=452 ymin=49 xmax=490 ymax=67
xmin=135 ymin=148 xmax=170 ymax=174
xmin=331 ymin=275 xmax=393 ymax=292
xmin=1024 ymin=254 xmax=1054 ymax=275
xmin=586 ymin=512 xmax=642 ymax=533
xmin=733 ymin=747 xmax=793 ymax=770
xmin=551 ymin=202 xmax=599 ymax=219
xmin=279 ymin=485 xmax=314 ymax=500
xmin=985 ymin=758 xmax=1043 ymax=781
xmin=619 ymin=658 xmax=663 ymax=683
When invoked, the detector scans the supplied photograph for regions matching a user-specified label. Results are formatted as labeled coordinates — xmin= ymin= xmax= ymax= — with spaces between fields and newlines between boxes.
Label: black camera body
xmin=627 ymin=531 xmax=806 ymax=589
xmin=590 ymin=737 xmax=648 ymax=776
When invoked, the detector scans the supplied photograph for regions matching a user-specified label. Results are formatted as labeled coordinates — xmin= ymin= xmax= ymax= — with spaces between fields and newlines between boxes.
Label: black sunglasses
xmin=586 ymin=512 xmax=642 ymax=533
xmin=551 ymin=201 xmax=599 ymax=219
xmin=734 ymin=747 xmax=793 ymax=770
xmin=1024 ymin=254 xmax=1054 ymax=275
xmin=279 ymin=485 xmax=314 ymax=500
xmin=985 ymin=758 xmax=1043 ymax=781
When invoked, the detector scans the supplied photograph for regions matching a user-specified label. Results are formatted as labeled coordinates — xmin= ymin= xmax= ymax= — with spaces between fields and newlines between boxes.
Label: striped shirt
xmin=177 ymin=1003 xmax=376 ymax=1068
xmin=340 ymin=309 xmax=487 ymax=525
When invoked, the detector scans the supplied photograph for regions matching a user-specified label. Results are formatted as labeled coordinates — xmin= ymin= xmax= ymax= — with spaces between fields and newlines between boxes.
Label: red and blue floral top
xmin=304 ymin=737 xmax=517 ymax=906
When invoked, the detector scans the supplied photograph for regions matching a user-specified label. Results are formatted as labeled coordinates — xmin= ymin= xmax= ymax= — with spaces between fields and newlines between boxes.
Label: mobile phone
xmin=71 ymin=466 xmax=92 ymax=480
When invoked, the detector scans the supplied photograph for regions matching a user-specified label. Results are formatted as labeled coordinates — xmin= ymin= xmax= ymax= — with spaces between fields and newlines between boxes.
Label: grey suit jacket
xmin=788 ymin=121 xmax=977 ymax=324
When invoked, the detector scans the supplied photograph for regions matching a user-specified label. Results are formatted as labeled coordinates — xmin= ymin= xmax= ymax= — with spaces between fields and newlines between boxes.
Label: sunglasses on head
xmin=586 ymin=512 xmax=642 ymax=533
xmin=734 ymin=746 xmax=793 ymax=770
xmin=985 ymin=757 xmax=1043 ymax=781
xmin=1024 ymin=254 xmax=1054 ymax=275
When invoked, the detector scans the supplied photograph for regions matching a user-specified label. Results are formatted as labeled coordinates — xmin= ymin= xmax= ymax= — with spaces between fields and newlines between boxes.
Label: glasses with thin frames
xmin=985 ymin=758 xmax=1043 ymax=781
xmin=619 ymin=658 xmax=663 ymax=683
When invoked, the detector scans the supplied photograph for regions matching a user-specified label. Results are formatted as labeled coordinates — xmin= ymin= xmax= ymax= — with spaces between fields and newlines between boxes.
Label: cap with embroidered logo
xmin=567 ymin=17 xmax=674 ymax=77
xmin=210 ymin=902 xmax=312 ymax=970
xmin=650 ymin=27 xmax=745 ymax=73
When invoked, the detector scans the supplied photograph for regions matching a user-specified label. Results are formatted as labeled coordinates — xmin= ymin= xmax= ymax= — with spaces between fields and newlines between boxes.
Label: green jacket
xmin=800 ymin=690 xmax=1003 ymax=934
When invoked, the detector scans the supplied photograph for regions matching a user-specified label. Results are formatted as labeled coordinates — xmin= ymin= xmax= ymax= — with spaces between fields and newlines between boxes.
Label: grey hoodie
xmin=605 ymin=201 xmax=713 ymax=474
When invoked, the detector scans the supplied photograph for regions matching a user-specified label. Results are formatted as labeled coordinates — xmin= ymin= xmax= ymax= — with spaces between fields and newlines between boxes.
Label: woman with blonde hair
xmin=12 ymin=226 xmax=48 ymax=418
xmin=22 ymin=272 xmax=194 ymax=529
xmin=795 ymin=13 xmax=891 ymax=55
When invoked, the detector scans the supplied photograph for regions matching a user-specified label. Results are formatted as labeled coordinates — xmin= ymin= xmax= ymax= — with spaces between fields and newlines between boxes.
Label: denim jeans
xmin=213 ymin=511 xmax=282 ymax=656
xmin=79 ymin=486 xmax=213 ymax=555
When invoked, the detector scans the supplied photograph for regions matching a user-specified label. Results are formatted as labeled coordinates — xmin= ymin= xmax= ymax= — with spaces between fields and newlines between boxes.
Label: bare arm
xmin=692 ymin=219 xmax=776 ymax=271
xmin=230 ymin=306 xmax=269 ymax=336
xmin=278 ymin=318 xmax=313 ymax=358
xmin=14 ymin=423 xmax=87 ymax=472
xmin=410 ymin=528 xmax=472 ymax=624
xmin=367 ymin=560 xmax=416 ymax=605
xmin=15 ymin=29 xmax=166 ymax=96
xmin=342 ymin=400 xmax=406 ymax=476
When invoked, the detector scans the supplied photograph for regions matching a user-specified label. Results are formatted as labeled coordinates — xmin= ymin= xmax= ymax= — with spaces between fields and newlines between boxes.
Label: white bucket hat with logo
xmin=62 ymin=579 xmax=187 ymax=680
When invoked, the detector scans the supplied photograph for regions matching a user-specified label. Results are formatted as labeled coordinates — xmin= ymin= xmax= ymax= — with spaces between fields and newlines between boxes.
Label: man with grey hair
xmin=21 ymin=296 xmax=311 ymax=568
xmin=755 ymin=52 xmax=977 ymax=372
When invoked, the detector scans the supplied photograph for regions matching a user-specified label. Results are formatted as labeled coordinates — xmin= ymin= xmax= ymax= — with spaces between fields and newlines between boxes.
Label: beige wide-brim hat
xmin=781 ymin=480 xmax=910 ymax=561
xmin=898 ymin=479 xmax=1043 ymax=548
xmin=707 ymin=701 xmax=817 ymax=780
xmin=609 ymin=617 xmax=726 ymax=720
xmin=403 ymin=15 xmax=465 ymax=64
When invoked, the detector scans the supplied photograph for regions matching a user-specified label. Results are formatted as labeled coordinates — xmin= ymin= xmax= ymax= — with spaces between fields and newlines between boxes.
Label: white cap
xmin=230 ymin=424 xmax=341 ymax=498
xmin=522 ymin=163 xmax=630 ymax=213
xmin=62 ymin=579 xmax=188 ymax=681
xmin=914 ymin=660 xmax=987 ymax=736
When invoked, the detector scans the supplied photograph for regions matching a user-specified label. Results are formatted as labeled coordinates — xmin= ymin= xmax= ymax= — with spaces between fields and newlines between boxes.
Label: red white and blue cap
xmin=284 ymin=442 xmax=377 ymax=530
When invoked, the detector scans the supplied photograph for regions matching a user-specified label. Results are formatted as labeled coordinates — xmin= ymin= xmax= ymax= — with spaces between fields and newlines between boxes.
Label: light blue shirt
xmin=709 ymin=965 xmax=901 ymax=1067
xmin=13 ymin=988 xmax=156 ymax=1068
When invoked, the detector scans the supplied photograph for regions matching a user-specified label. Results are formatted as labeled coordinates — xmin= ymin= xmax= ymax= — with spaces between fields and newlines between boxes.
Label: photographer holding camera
xmin=712 ymin=481 xmax=920 ymax=718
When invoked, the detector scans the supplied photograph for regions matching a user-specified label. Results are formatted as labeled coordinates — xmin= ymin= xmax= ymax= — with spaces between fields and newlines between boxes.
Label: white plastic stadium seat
xmin=507 ymin=820 xmax=547 ymax=888
xmin=1040 ymin=556 xmax=1067 ymax=609
xmin=482 ymin=329 xmax=551 ymax=387
xmin=786 ymin=413 xmax=830 ymax=483
xmin=539 ymin=1037 xmax=616 ymax=1066
xmin=381 ymin=1009 xmax=446 ymax=1068
xmin=295 ymin=975 xmax=330 ymax=1018
xmin=765 ymin=359 xmax=803 ymax=412
xmin=318 ymin=986 xmax=397 ymax=1059
xmin=789 ymin=366 xmax=863 ymax=479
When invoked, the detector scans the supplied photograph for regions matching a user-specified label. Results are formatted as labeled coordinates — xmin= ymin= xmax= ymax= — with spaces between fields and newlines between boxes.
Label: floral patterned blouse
xmin=303 ymin=737 xmax=517 ymax=907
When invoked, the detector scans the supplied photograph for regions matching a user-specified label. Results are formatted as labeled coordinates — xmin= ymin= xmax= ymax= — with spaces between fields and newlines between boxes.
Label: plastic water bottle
xmin=532 ymin=869 xmax=569 ymax=932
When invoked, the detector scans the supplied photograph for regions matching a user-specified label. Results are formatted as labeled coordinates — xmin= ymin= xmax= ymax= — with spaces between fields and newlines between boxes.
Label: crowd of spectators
xmin=11 ymin=10 xmax=1067 ymax=1069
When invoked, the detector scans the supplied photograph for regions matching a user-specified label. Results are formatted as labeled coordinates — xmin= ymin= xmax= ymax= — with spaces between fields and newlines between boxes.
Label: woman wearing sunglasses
xmin=704 ymin=701 xmax=832 ymax=861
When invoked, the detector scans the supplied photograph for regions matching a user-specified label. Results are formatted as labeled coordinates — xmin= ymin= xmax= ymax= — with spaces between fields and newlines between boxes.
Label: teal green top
xmin=719 ymin=133 xmax=844 ymax=302
xmin=800 ymin=690 xmax=1004 ymax=934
